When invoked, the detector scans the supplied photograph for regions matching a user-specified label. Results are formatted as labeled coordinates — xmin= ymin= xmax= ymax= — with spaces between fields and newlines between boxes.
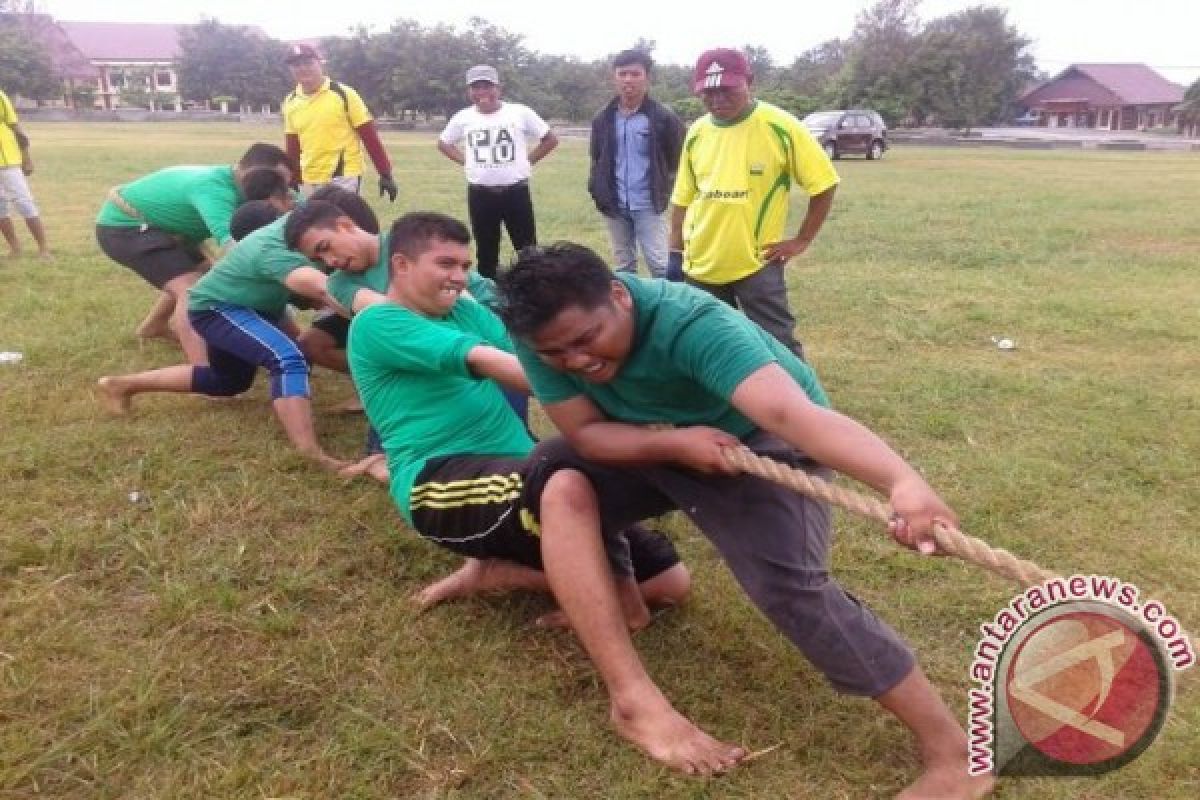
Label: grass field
xmin=1 ymin=122 xmax=1197 ymax=799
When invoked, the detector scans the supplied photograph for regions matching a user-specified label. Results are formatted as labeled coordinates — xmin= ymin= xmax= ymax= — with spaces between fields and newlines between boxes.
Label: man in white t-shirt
xmin=437 ymin=65 xmax=558 ymax=278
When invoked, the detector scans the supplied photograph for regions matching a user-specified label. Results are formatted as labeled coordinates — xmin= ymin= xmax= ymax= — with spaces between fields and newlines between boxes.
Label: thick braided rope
xmin=722 ymin=445 xmax=1057 ymax=587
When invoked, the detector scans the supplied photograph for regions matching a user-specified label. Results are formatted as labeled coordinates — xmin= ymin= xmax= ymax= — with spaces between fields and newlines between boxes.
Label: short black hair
xmin=239 ymin=142 xmax=290 ymax=171
xmin=240 ymin=167 xmax=289 ymax=202
xmin=387 ymin=212 xmax=471 ymax=262
xmin=496 ymin=242 xmax=614 ymax=339
xmin=230 ymin=199 xmax=282 ymax=241
xmin=309 ymin=185 xmax=380 ymax=234
xmin=613 ymin=49 xmax=653 ymax=73
xmin=283 ymin=199 xmax=345 ymax=250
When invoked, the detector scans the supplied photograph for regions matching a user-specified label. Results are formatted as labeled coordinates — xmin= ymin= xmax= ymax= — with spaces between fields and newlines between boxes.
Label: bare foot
xmin=135 ymin=317 xmax=176 ymax=342
xmin=338 ymin=453 xmax=388 ymax=484
xmin=413 ymin=558 xmax=549 ymax=611
xmin=896 ymin=763 xmax=995 ymax=799
xmin=96 ymin=376 xmax=132 ymax=414
xmin=610 ymin=690 xmax=746 ymax=776
xmin=314 ymin=453 xmax=353 ymax=473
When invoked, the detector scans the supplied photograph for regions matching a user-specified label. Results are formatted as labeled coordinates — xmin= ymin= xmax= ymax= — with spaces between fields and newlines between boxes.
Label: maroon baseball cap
xmin=692 ymin=48 xmax=752 ymax=93
xmin=285 ymin=43 xmax=320 ymax=64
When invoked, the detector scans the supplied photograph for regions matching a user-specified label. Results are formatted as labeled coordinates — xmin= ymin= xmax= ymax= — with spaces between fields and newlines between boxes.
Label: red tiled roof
xmin=57 ymin=20 xmax=270 ymax=62
xmin=1024 ymin=64 xmax=1184 ymax=106
xmin=57 ymin=21 xmax=185 ymax=61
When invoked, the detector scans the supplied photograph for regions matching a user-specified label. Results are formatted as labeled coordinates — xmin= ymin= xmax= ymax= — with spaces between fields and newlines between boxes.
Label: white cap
xmin=466 ymin=65 xmax=500 ymax=85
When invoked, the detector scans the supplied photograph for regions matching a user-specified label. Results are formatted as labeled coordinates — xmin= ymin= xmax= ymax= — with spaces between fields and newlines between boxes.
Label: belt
xmin=468 ymin=180 xmax=528 ymax=194
xmin=107 ymin=186 xmax=149 ymax=232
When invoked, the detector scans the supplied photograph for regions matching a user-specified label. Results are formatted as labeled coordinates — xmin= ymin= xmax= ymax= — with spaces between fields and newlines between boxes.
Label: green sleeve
xmin=256 ymin=248 xmax=311 ymax=284
xmin=671 ymin=304 xmax=784 ymax=399
xmin=354 ymin=304 xmax=481 ymax=377
xmin=190 ymin=181 xmax=239 ymax=245
xmin=465 ymin=270 xmax=499 ymax=312
xmin=515 ymin=341 xmax=582 ymax=405
xmin=460 ymin=296 xmax=513 ymax=353
xmin=327 ymin=271 xmax=366 ymax=311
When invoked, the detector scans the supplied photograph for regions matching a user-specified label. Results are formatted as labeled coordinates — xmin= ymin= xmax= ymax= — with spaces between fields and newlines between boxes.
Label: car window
xmin=803 ymin=111 xmax=843 ymax=128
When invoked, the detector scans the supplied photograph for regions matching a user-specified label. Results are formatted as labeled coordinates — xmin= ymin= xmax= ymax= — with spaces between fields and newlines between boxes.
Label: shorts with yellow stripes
xmin=409 ymin=452 xmax=680 ymax=581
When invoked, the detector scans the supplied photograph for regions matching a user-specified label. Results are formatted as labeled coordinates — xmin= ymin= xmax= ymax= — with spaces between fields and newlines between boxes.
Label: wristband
xmin=665 ymin=250 xmax=685 ymax=282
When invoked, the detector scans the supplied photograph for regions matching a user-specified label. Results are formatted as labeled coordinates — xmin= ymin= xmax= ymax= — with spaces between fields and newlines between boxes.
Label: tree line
xmin=10 ymin=0 xmax=1195 ymax=129
xmin=182 ymin=0 xmax=1044 ymax=128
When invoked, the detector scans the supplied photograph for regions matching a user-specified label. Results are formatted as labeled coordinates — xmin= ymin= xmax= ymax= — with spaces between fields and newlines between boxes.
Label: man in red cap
xmin=668 ymin=47 xmax=837 ymax=362
xmin=282 ymin=43 xmax=398 ymax=202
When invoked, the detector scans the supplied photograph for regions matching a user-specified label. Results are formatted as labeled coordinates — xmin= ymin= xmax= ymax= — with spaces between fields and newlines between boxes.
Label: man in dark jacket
xmin=587 ymin=50 xmax=686 ymax=279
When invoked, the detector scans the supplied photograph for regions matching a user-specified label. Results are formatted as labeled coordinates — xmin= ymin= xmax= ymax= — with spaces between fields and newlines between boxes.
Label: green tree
xmin=910 ymin=6 xmax=1034 ymax=129
xmin=836 ymin=0 xmax=923 ymax=122
xmin=0 ymin=14 xmax=61 ymax=101
xmin=321 ymin=26 xmax=389 ymax=114
xmin=1178 ymin=77 xmax=1200 ymax=135
xmin=785 ymin=40 xmax=845 ymax=96
xmin=177 ymin=19 xmax=292 ymax=110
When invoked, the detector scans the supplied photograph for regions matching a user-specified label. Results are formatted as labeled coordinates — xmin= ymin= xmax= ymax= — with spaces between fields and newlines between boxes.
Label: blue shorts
xmin=188 ymin=306 xmax=310 ymax=400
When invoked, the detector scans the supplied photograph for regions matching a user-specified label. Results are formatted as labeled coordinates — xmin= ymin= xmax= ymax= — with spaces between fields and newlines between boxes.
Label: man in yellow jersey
xmin=282 ymin=44 xmax=397 ymax=201
xmin=0 ymin=88 xmax=49 ymax=258
xmin=668 ymin=48 xmax=838 ymax=361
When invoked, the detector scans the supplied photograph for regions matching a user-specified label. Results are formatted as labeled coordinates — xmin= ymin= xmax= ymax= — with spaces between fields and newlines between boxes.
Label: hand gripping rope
xmin=720 ymin=445 xmax=1058 ymax=587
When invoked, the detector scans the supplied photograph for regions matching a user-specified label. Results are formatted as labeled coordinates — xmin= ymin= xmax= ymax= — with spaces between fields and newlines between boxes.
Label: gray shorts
xmin=0 ymin=166 xmax=38 ymax=218
xmin=95 ymin=224 xmax=205 ymax=290
xmin=529 ymin=431 xmax=915 ymax=697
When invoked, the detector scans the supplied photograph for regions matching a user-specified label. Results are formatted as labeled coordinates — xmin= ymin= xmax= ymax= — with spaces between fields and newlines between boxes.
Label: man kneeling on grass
xmin=287 ymin=207 xmax=689 ymax=619
xmin=494 ymin=243 xmax=994 ymax=796
xmin=97 ymin=198 xmax=379 ymax=475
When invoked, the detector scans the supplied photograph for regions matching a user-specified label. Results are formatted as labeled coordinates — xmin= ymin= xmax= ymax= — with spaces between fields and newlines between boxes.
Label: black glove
xmin=665 ymin=250 xmax=685 ymax=282
xmin=378 ymin=174 xmax=398 ymax=202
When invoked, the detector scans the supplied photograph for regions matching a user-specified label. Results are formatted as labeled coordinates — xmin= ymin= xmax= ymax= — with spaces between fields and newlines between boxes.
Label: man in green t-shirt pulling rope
xmin=286 ymin=207 xmax=689 ymax=619
xmin=494 ymin=244 xmax=994 ymax=797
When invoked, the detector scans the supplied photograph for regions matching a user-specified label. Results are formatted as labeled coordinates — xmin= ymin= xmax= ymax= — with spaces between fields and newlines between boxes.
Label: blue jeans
xmin=604 ymin=208 xmax=668 ymax=279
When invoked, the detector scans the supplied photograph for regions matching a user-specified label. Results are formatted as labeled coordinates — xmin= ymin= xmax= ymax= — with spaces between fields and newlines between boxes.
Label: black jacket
xmin=587 ymin=95 xmax=686 ymax=215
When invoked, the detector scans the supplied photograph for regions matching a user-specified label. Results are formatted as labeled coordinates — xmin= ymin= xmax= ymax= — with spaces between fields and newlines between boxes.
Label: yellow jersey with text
xmin=283 ymin=78 xmax=372 ymax=182
xmin=671 ymin=101 xmax=838 ymax=284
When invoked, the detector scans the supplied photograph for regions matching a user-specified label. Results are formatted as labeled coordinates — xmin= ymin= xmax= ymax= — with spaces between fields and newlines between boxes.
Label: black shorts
xmin=309 ymin=309 xmax=351 ymax=349
xmin=96 ymin=224 xmax=205 ymax=290
xmin=410 ymin=450 xmax=679 ymax=581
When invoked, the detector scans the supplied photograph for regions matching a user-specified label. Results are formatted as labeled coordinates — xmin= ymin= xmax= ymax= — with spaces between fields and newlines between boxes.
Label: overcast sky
xmin=39 ymin=0 xmax=1200 ymax=86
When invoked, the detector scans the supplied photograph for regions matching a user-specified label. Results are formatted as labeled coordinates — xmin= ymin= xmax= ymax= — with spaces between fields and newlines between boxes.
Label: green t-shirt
xmin=517 ymin=274 xmax=829 ymax=437
xmin=349 ymin=298 xmax=532 ymax=523
xmin=326 ymin=232 xmax=391 ymax=311
xmin=96 ymin=165 xmax=242 ymax=245
xmin=188 ymin=215 xmax=309 ymax=316
xmin=466 ymin=270 xmax=498 ymax=311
